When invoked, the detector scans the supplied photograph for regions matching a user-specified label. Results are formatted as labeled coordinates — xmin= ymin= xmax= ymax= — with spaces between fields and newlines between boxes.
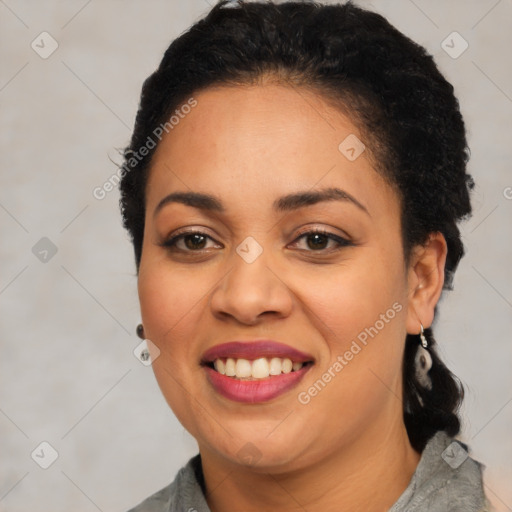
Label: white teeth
xmin=292 ymin=361 xmax=303 ymax=372
xmin=235 ymin=358 xmax=252 ymax=378
xmin=251 ymin=358 xmax=270 ymax=379
xmin=269 ymin=357 xmax=282 ymax=375
xmin=282 ymin=358 xmax=293 ymax=373
xmin=211 ymin=357 xmax=306 ymax=379
xmin=214 ymin=359 xmax=226 ymax=375
xmin=225 ymin=358 xmax=236 ymax=377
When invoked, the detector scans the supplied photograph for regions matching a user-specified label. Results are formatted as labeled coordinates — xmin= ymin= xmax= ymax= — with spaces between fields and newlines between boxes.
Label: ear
xmin=405 ymin=232 xmax=448 ymax=335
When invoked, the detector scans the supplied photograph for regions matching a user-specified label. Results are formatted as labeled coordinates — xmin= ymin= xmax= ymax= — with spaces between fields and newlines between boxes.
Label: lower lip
xmin=204 ymin=365 xmax=312 ymax=403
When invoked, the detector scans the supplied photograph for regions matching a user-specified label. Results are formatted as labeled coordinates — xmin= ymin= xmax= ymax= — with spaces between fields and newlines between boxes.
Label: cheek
xmin=300 ymin=249 xmax=407 ymax=397
xmin=138 ymin=258 xmax=205 ymax=334
xmin=137 ymin=261 xmax=209 ymax=431
xmin=296 ymin=269 xmax=406 ymax=442
xmin=137 ymin=259 xmax=209 ymax=376
xmin=298 ymin=255 xmax=405 ymax=344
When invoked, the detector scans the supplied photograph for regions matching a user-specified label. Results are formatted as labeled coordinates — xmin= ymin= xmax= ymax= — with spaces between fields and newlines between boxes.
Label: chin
xmin=195 ymin=419 xmax=318 ymax=473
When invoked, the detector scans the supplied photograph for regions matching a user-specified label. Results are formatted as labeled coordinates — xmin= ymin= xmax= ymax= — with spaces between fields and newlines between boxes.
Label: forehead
xmin=146 ymin=84 xmax=398 ymax=218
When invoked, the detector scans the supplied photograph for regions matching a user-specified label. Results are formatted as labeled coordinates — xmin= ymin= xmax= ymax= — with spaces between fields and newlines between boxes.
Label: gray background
xmin=1 ymin=0 xmax=511 ymax=510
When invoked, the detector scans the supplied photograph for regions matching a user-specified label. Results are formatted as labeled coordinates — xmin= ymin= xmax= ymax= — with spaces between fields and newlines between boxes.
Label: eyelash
xmin=161 ymin=228 xmax=353 ymax=255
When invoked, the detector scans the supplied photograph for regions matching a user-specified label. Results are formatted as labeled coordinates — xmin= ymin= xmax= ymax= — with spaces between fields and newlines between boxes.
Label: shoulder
xmin=390 ymin=431 xmax=493 ymax=512
xmin=126 ymin=454 xmax=210 ymax=512
xmin=126 ymin=482 xmax=174 ymax=512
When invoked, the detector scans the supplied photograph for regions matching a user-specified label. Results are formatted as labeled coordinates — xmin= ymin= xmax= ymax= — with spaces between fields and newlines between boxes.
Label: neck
xmin=200 ymin=419 xmax=421 ymax=512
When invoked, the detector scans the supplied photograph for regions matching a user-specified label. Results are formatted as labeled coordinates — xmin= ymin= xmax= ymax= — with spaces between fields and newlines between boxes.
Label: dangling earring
xmin=134 ymin=324 xmax=160 ymax=366
xmin=415 ymin=322 xmax=433 ymax=390
xmin=135 ymin=324 xmax=150 ymax=364
xmin=419 ymin=323 xmax=428 ymax=348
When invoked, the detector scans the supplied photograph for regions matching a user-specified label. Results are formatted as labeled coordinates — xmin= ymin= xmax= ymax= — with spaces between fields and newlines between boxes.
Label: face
xmin=138 ymin=83 xmax=414 ymax=472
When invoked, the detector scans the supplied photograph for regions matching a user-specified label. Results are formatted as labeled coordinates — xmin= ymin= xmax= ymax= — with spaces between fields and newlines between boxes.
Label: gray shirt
xmin=128 ymin=431 xmax=492 ymax=511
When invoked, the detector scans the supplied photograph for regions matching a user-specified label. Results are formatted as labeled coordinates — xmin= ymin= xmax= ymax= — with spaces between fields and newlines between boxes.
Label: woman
xmin=119 ymin=1 xmax=491 ymax=510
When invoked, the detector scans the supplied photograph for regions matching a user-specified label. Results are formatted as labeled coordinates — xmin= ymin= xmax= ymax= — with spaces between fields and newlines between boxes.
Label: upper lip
xmin=201 ymin=340 xmax=314 ymax=364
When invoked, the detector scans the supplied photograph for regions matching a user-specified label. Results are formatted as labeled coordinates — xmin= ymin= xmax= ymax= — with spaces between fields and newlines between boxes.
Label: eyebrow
xmin=153 ymin=186 xmax=370 ymax=217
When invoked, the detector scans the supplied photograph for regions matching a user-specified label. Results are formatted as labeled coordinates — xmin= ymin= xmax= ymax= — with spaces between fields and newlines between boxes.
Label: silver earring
xmin=419 ymin=323 xmax=428 ymax=348
xmin=415 ymin=323 xmax=432 ymax=390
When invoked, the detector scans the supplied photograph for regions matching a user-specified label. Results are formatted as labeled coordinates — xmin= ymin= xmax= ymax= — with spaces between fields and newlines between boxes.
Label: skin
xmin=137 ymin=82 xmax=448 ymax=512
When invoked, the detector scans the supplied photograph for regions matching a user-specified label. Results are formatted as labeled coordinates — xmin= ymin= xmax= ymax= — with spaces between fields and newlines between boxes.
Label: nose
xmin=209 ymin=245 xmax=293 ymax=325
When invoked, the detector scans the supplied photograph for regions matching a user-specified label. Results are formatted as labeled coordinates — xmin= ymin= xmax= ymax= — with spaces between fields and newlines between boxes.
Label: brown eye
xmin=290 ymin=229 xmax=352 ymax=252
xmin=162 ymin=230 xmax=221 ymax=252
xmin=182 ymin=233 xmax=208 ymax=250
xmin=305 ymin=232 xmax=330 ymax=250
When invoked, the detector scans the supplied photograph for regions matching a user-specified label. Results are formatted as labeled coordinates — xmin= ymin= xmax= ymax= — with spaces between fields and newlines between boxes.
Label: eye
xmin=161 ymin=227 xmax=353 ymax=255
xmin=289 ymin=228 xmax=353 ymax=252
xmin=162 ymin=230 xmax=221 ymax=252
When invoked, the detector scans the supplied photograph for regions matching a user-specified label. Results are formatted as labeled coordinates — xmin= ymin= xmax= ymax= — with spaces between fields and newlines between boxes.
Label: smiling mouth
xmin=204 ymin=357 xmax=314 ymax=380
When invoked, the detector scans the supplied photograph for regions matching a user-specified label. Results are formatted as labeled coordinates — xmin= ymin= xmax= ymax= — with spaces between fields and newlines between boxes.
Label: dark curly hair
xmin=119 ymin=0 xmax=473 ymax=452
